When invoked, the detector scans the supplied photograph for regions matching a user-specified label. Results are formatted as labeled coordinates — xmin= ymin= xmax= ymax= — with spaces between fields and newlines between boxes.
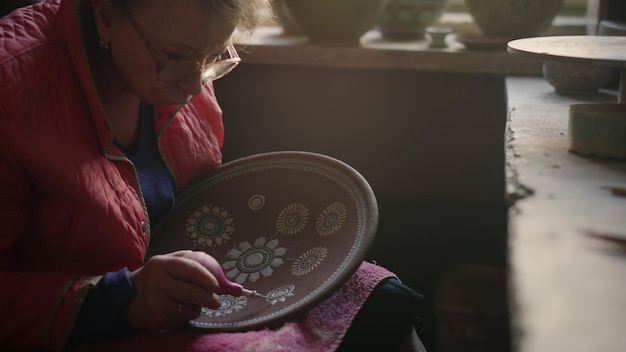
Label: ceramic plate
xmin=455 ymin=34 xmax=511 ymax=51
xmin=147 ymin=151 xmax=378 ymax=332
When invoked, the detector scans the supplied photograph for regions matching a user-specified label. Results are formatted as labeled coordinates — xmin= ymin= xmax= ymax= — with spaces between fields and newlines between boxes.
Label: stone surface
xmin=506 ymin=77 xmax=626 ymax=352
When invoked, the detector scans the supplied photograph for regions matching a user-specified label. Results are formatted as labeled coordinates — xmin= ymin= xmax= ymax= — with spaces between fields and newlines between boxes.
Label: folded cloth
xmin=73 ymin=261 xmax=398 ymax=352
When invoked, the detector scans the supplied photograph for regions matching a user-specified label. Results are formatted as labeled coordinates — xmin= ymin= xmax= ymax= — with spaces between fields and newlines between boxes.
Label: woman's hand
xmin=125 ymin=250 xmax=222 ymax=331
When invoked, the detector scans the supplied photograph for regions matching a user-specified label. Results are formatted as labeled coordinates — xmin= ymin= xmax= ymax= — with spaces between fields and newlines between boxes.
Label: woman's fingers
xmin=158 ymin=266 xmax=221 ymax=309
xmin=173 ymin=301 xmax=203 ymax=321
xmin=162 ymin=253 xmax=220 ymax=294
xmin=125 ymin=253 xmax=222 ymax=331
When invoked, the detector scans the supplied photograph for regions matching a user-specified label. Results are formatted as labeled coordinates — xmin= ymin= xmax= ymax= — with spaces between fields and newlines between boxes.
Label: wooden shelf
xmin=234 ymin=26 xmax=543 ymax=76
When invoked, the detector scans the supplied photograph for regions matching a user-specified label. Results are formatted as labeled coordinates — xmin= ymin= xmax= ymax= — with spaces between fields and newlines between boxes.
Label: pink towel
xmin=74 ymin=261 xmax=396 ymax=352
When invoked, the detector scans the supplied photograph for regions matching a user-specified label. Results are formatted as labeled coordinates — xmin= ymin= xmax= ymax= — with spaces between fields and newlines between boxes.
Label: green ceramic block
xmin=568 ymin=103 xmax=626 ymax=160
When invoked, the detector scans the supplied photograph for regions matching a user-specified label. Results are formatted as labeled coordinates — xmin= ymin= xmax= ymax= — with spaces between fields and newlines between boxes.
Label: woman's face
xmin=96 ymin=0 xmax=236 ymax=106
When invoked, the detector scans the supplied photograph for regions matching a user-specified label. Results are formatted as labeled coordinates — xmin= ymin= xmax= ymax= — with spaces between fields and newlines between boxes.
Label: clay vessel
xmin=464 ymin=0 xmax=564 ymax=38
xmin=379 ymin=0 xmax=450 ymax=40
xmin=283 ymin=0 xmax=390 ymax=45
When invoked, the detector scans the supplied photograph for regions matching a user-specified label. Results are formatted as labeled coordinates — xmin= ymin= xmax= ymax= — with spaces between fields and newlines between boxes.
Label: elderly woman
xmin=0 ymin=0 xmax=425 ymax=351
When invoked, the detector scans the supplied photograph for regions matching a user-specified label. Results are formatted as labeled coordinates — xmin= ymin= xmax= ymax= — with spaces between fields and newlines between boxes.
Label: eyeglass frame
xmin=125 ymin=9 xmax=241 ymax=84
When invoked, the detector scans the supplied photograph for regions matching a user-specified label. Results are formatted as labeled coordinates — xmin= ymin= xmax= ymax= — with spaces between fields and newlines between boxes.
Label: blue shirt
xmin=115 ymin=102 xmax=175 ymax=226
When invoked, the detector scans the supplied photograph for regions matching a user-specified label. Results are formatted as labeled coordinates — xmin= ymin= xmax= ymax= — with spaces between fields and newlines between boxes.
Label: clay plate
xmin=147 ymin=151 xmax=378 ymax=332
xmin=455 ymin=34 xmax=511 ymax=51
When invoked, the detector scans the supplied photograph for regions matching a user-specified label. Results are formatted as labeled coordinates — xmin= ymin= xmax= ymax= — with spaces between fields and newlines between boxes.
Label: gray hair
xmin=202 ymin=0 xmax=271 ymax=33
xmin=111 ymin=0 xmax=271 ymax=33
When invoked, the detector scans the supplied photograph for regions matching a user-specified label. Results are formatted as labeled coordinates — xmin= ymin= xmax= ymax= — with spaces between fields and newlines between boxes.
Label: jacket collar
xmin=57 ymin=0 xmax=116 ymax=153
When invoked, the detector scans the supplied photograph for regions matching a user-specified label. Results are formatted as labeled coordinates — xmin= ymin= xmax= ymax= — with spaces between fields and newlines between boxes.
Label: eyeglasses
xmin=127 ymin=11 xmax=240 ymax=84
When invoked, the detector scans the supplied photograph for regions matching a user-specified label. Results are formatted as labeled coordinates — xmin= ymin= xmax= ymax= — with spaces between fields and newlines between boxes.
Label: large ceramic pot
xmin=378 ymin=0 xmax=449 ymax=40
xmin=542 ymin=61 xmax=613 ymax=96
xmin=283 ymin=0 xmax=390 ymax=45
xmin=464 ymin=0 xmax=565 ymax=38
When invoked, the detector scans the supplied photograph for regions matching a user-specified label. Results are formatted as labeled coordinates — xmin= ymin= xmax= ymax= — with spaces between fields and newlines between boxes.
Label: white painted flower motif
xmin=316 ymin=202 xmax=347 ymax=236
xmin=223 ymin=237 xmax=287 ymax=284
xmin=275 ymin=203 xmax=309 ymax=235
xmin=267 ymin=285 xmax=295 ymax=304
xmin=292 ymin=247 xmax=328 ymax=276
xmin=186 ymin=205 xmax=234 ymax=247
xmin=200 ymin=295 xmax=247 ymax=317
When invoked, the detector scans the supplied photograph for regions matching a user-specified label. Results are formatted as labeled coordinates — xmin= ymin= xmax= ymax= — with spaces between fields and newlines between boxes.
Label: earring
xmin=98 ymin=39 xmax=110 ymax=51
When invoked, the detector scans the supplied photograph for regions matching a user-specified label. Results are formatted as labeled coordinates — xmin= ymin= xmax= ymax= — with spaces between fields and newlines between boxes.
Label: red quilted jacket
xmin=0 ymin=0 xmax=224 ymax=350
